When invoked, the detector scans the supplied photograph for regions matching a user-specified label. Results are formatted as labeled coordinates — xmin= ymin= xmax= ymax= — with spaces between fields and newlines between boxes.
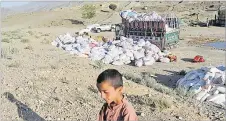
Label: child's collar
xmin=107 ymin=95 xmax=127 ymax=110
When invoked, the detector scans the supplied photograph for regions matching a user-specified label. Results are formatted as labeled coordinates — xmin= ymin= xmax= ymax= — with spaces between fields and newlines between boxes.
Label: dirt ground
xmin=1 ymin=1 xmax=225 ymax=121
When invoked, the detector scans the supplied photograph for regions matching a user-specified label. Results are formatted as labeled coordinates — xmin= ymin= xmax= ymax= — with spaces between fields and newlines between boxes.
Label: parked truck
xmin=215 ymin=6 xmax=226 ymax=26
xmin=115 ymin=11 xmax=180 ymax=50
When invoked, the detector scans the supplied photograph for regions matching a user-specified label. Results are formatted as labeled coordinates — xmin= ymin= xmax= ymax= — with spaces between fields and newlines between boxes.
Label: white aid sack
xmin=143 ymin=55 xmax=151 ymax=61
xmin=102 ymin=55 xmax=113 ymax=64
xmin=200 ymin=93 xmax=211 ymax=102
xmin=190 ymin=86 xmax=202 ymax=94
xmin=133 ymin=45 xmax=142 ymax=51
xmin=120 ymin=36 xmax=128 ymax=41
xmin=150 ymin=44 xmax=161 ymax=53
xmin=213 ymin=90 xmax=219 ymax=95
xmin=108 ymin=45 xmax=116 ymax=51
xmin=127 ymin=38 xmax=134 ymax=44
xmin=120 ymin=41 xmax=131 ymax=49
xmin=195 ymin=90 xmax=208 ymax=101
xmin=125 ymin=50 xmax=134 ymax=58
xmin=216 ymin=86 xmax=226 ymax=93
xmin=135 ymin=59 xmax=143 ymax=67
xmin=160 ymin=57 xmax=170 ymax=63
xmin=153 ymin=53 xmax=160 ymax=61
xmin=113 ymin=56 xmax=120 ymax=61
xmin=138 ymin=39 xmax=146 ymax=47
xmin=212 ymin=72 xmax=225 ymax=84
xmin=145 ymin=41 xmax=152 ymax=46
xmin=210 ymin=67 xmax=223 ymax=73
xmin=124 ymin=56 xmax=131 ymax=64
xmin=70 ymin=50 xmax=79 ymax=55
xmin=158 ymin=52 xmax=165 ymax=59
xmin=133 ymin=50 xmax=145 ymax=60
xmin=206 ymin=94 xmax=225 ymax=105
xmin=90 ymin=54 xmax=105 ymax=61
xmin=112 ymin=60 xmax=124 ymax=66
xmin=119 ymin=54 xmax=127 ymax=61
xmin=143 ymin=58 xmax=155 ymax=66
xmin=203 ymin=71 xmax=215 ymax=83
xmin=112 ymin=40 xmax=121 ymax=45
xmin=51 ymin=40 xmax=59 ymax=46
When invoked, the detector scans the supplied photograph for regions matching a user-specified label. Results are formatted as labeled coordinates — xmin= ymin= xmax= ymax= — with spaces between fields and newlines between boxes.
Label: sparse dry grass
xmin=1 ymin=46 xmax=19 ymax=59
xmin=35 ymin=35 xmax=40 ymax=39
xmin=153 ymin=97 xmax=173 ymax=111
xmin=24 ymin=45 xmax=33 ymax=50
xmin=2 ymin=38 xmax=11 ymax=43
xmin=90 ymin=61 xmax=104 ymax=69
xmin=41 ymin=38 xmax=51 ymax=44
xmin=60 ymin=77 xmax=69 ymax=84
xmin=128 ymin=95 xmax=173 ymax=111
xmin=21 ymin=38 xmax=30 ymax=43
xmin=50 ymin=64 xmax=58 ymax=69
xmin=7 ymin=62 xmax=20 ymax=68
xmin=27 ymin=31 xmax=34 ymax=36
xmin=188 ymin=36 xmax=221 ymax=45
xmin=123 ymin=72 xmax=175 ymax=96
xmin=5 ymin=30 xmax=23 ymax=40
xmin=88 ymin=85 xmax=98 ymax=93
xmin=123 ymin=72 xmax=196 ymax=99
xmin=42 ymin=33 xmax=50 ymax=36
xmin=81 ymin=4 xmax=96 ymax=19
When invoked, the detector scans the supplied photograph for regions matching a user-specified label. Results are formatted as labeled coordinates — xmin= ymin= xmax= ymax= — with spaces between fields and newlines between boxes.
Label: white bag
xmin=135 ymin=59 xmax=143 ymax=67
xmin=143 ymin=59 xmax=155 ymax=66
xmin=51 ymin=41 xmax=58 ymax=46
xmin=65 ymin=45 xmax=73 ymax=51
xmin=195 ymin=90 xmax=208 ymax=101
xmin=102 ymin=55 xmax=113 ymax=64
xmin=216 ymin=86 xmax=226 ymax=93
xmin=138 ymin=39 xmax=146 ymax=47
xmin=153 ymin=54 xmax=160 ymax=61
xmin=200 ymin=93 xmax=211 ymax=102
xmin=125 ymin=50 xmax=134 ymax=58
xmin=145 ymin=41 xmax=151 ymax=46
xmin=133 ymin=51 xmax=145 ymax=60
xmin=206 ymin=94 xmax=225 ymax=105
xmin=212 ymin=72 xmax=225 ymax=84
xmin=119 ymin=54 xmax=127 ymax=60
xmin=160 ymin=58 xmax=170 ymax=63
xmin=70 ymin=50 xmax=79 ymax=55
xmin=112 ymin=60 xmax=124 ymax=66
xmin=113 ymin=56 xmax=120 ymax=61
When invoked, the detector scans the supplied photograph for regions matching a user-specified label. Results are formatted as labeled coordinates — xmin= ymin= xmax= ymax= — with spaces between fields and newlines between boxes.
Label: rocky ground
xmin=1 ymin=1 xmax=225 ymax=121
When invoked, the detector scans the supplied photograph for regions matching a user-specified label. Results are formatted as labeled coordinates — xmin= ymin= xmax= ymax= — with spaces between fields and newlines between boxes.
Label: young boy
xmin=96 ymin=69 xmax=138 ymax=121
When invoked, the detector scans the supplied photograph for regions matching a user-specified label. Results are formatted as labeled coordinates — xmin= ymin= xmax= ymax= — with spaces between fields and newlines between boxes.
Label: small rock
xmin=175 ymin=116 xmax=183 ymax=120
xmin=136 ymin=112 xmax=145 ymax=117
xmin=141 ymin=113 xmax=145 ymax=117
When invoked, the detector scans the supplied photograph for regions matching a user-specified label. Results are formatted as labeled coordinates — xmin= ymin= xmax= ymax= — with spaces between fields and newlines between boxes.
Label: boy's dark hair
xmin=97 ymin=69 xmax=123 ymax=88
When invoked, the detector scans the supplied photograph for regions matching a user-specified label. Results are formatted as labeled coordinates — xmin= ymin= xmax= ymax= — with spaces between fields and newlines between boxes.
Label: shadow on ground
xmin=154 ymin=70 xmax=184 ymax=88
xmin=181 ymin=58 xmax=194 ymax=63
xmin=64 ymin=19 xmax=84 ymax=25
xmin=3 ymin=92 xmax=45 ymax=121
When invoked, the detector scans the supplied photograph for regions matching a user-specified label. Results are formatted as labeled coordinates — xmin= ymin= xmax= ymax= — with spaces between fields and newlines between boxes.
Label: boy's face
xmin=97 ymin=80 xmax=122 ymax=104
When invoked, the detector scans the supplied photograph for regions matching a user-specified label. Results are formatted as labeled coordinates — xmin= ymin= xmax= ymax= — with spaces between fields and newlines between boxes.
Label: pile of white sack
xmin=52 ymin=33 xmax=171 ymax=67
xmin=177 ymin=66 xmax=226 ymax=108
xmin=120 ymin=10 xmax=165 ymax=22
xmin=51 ymin=33 xmax=101 ymax=57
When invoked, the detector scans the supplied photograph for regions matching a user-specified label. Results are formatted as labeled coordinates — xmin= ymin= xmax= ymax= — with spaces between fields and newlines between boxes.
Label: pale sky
xmin=1 ymin=1 xmax=29 ymax=8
